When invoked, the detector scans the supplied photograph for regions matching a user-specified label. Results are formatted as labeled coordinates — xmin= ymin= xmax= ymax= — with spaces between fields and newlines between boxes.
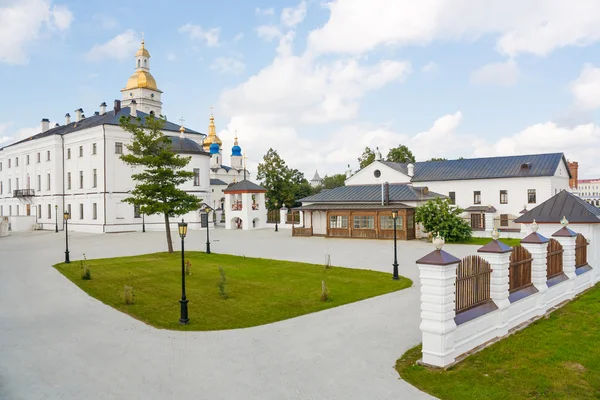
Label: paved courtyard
xmin=0 ymin=227 xmax=478 ymax=400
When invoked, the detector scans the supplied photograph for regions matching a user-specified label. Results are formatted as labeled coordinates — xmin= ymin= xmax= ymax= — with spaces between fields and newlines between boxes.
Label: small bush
xmin=123 ymin=285 xmax=135 ymax=305
xmin=80 ymin=254 xmax=91 ymax=280
xmin=415 ymin=197 xmax=472 ymax=242
xmin=218 ymin=266 xmax=228 ymax=299
xmin=325 ymin=254 xmax=332 ymax=269
xmin=320 ymin=280 xmax=330 ymax=302
xmin=185 ymin=260 xmax=192 ymax=276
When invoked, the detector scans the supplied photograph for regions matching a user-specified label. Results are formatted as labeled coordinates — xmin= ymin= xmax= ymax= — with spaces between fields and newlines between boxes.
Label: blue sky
xmin=2 ymin=0 xmax=600 ymax=178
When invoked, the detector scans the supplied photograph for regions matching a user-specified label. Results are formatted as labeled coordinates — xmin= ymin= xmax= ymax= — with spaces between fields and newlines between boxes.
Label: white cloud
xmin=256 ymin=25 xmax=281 ymax=41
xmin=0 ymin=121 xmax=54 ymax=148
xmin=210 ymin=56 xmax=246 ymax=75
xmin=92 ymin=14 xmax=119 ymax=30
xmin=255 ymin=7 xmax=275 ymax=16
xmin=232 ymin=32 xmax=244 ymax=43
xmin=166 ymin=52 xmax=177 ymax=61
xmin=307 ymin=0 xmax=600 ymax=57
xmin=0 ymin=0 xmax=73 ymax=65
xmin=470 ymin=59 xmax=519 ymax=86
xmin=281 ymin=1 xmax=307 ymax=28
xmin=422 ymin=61 xmax=437 ymax=73
xmin=179 ymin=23 xmax=220 ymax=47
xmin=570 ymin=64 xmax=600 ymax=111
xmin=85 ymin=29 xmax=139 ymax=61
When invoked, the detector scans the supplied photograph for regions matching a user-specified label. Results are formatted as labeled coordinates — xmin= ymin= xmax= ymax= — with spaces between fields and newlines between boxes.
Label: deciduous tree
xmin=386 ymin=144 xmax=416 ymax=163
xmin=414 ymin=197 xmax=472 ymax=242
xmin=119 ymin=114 xmax=201 ymax=253
xmin=358 ymin=147 xmax=375 ymax=169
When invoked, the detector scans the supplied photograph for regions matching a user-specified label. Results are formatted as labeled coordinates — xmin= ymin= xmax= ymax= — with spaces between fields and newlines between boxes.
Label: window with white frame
xmin=46 ymin=151 xmax=50 ymax=161
xmin=67 ymin=148 xmax=71 ymax=159
xmin=473 ymin=191 xmax=481 ymax=204
xmin=47 ymin=173 xmax=51 ymax=191
xmin=528 ymin=189 xmax=536 ymax=204
xmin=115 ymin=142 xmax=123 ymax=154
xmin=37 ymin=175 xmax=41 ymax=191
xmin=92 ymin=143 xmax=97 ymax=155
xmin=67 ymin=172 xmax=71 ymax=190
xmin=92 ymin=169 xmax=97 ymax=188
xmin=353 ymin=215 xmax=375 ymax=229
xmin=37 ymin=153 xmax=40 ymax=163
xmin=93 ymin=203 xmax=97 ymax=220
xmin=380 ymin=215 xmax=403 ymax=230
xmin=329 ymin=215 xmax=348 ymax=228
xmin=47 ymin=204 xmax=51 ymax=219
xmin=193 ymin=168 xmax=200 ymax=186
xmin=79 ymin=146 xmax=83 ymax=157
xmin=500 ymin=190 xmax=508 ymax=204
xmin=79 ymin=171 xmax=83 ymax=189
xmin=79 ymin=203 xmax=83 ymax=219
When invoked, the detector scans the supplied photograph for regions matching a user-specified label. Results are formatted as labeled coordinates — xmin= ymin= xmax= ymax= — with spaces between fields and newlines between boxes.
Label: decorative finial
xmin=531 ymin=219 xmax=538 ymax=233
xmin=433 ymin=232 xmax=445 ymax=250
xmin=491 ymin=227 xmax=500 ymax=241
xmin=561 ymin=216 xmax=569 ymax=227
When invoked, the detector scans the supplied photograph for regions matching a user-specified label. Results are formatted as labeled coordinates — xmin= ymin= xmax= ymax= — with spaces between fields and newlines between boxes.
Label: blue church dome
xmin=209 ymin=142 xmax=220 ymax=154
xmin=231 ymin=144 xmax=242 ymax=156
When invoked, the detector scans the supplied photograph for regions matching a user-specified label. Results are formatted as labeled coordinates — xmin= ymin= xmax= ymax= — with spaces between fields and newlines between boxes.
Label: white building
xmin=310 ymin=170 xmax=323 ymax=187
xmin=345 ymin=153 xmax=571 ymax=237
xmin=573 ymin=178 xmax=600 ymax=207
xmin=0 ymin=40 xmax=213 ymax=233
xmin=224 ymin=180 xmax=267 ymax=230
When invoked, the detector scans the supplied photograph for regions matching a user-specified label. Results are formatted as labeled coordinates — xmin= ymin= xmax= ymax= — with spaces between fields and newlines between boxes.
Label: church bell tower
xmin=120 ymin=38 xmax=163 ymax=115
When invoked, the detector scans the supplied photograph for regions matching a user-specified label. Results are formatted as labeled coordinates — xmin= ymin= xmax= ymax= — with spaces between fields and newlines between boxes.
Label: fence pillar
xmin=279 ymin=205 xmax=287 ymax=226
xmin=552 ymin=221 xmax=577 ymax=280
xmin=416 ymin=236 xmax=460 ymax=368
xmin=484 ymin=212 xmax=494 ymax=234
xmin=521 ymin=221 xmax=549 ymax=296
xmin=477 ymin=234 xmax=512 ymax=310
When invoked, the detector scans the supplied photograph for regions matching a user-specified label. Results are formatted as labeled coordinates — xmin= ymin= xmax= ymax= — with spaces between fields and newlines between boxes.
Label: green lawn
xmin=54 ymin=252 xmax=410 ymax=331
xmin=396 ymin=284 xmax=600 ymax=400
xmin=453 ymin=237 xmax=521 ymax=247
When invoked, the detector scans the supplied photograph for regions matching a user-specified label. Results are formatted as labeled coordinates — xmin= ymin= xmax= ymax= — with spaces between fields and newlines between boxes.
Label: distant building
xmin=574 ymin=178 xmax=600 ymax=207
xmin=310 ymin=170 xmax=323 ymax=187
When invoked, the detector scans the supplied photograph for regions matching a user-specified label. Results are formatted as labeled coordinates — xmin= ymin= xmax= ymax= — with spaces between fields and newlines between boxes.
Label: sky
xmin=2 ymin=0 xmax=600 ymax=179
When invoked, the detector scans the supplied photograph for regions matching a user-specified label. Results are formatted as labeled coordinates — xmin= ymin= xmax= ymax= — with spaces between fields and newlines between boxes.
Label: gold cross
xmin=141 ymin=31 xmax=144 ymax=40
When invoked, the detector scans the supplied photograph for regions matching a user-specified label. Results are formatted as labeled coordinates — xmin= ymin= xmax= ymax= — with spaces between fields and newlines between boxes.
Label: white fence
xmin=416 ymin=223 xmax=598 ymax=368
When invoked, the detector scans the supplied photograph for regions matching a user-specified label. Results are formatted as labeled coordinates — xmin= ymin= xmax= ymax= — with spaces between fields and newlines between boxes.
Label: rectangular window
xmin=380 ymin=215 xmax=404 ymax=230
xmin=93 ymin=203 xmax=97 ymax=220
xmin=193 ymin=168 xmax=200 ymax=186
xmin=0 ymin=181 xmax=2 ymax=194
xmin=329 ymin=215 xmax=348 ymax=228
xmin=500 ymin=190 xmax=508 ymax=204
xmin=353 ymin=215 xmax=375 ymax=229
xmin=9 ymin=205 xmax=11 ymax=216
xmin=449 ymin=191 xmax=456 ymax=205
xmin=67 ymin=172 xmax=71 ymax=190
xmin=134 ymin=204 xmax=141 ymax=218
xmin=92 ymin=169 xmax=97 ymax=188
xmin=26 ymin=155 xmax=29 ymax=165
xmin=38 ymin=204 xmax=41 ymax=218
xmin=473 ymin=191 xmax=481 ymax=204
xmin=115 ymin=142 xmax=123 ymax=154
xmin=15 ymin=157 xmax=18 ymax=167
xmin=8 ymin=179 xmax=11 ymax=193
xmin=92 ymin=143 xmax=97 ymax=155
xmin=500 ymin=214 xmax=509 ymax=227
xmin=15 ymin=178 xmax=18 ymax=190
xmin=79 ymin=203 xmax=83 ymax=219
xmin=37 ymin=152 xmax=40 ymax=163
xmin=0 ymin=162 xmax=2 ymax=171
xmin=47 ymin=151 xmax=50 ymax=161
xmin=47 ymin=204 xmax=51 ymax=219
xmin=470 ymin=213 xmax=484 ymax=229
xmin=528 ymin=189 xmax=536 ymax=204
xmin=67 ymin=204 xmax=71 ymax=218
xmin=47 ymin=173 xmax=51 ymax=191
xmin=37 ymin=175 xmax=41 ymax=191
xmin=8 ymin=159 xmax=11 ymax=168
xmin=0 ymin=205 xmax=2 ymax=216
xmin=16 ymin=205 xmax=19 ymax=215
xmin=67 ymin=148 xmax=71 ymax=159
xmin=79 ymin=171 xmax=83 ymax=189
xmin=79 ymin=146 xmax=83 ymax=157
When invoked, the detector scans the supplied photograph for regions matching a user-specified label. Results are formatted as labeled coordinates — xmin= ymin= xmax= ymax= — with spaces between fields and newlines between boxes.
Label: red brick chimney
xmin=568 ymin=161 xmax=579 ymax=189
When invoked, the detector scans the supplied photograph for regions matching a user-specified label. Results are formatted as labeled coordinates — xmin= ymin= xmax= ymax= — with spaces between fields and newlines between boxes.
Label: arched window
xmin=137 ymin=60 xmax=140 ymax=68
xmin=144 ymin=59 xmax=147 ymax=67
xmin=149 ymin=110 xmax=155 ymax=115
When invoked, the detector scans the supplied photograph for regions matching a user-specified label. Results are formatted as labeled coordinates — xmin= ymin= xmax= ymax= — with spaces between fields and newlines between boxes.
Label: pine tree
xmin=119 ymin=114 xmax=201 ymax=253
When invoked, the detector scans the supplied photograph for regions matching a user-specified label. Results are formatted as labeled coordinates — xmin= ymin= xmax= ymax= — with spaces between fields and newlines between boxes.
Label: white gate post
xmin=521 ymin=221 xmax=549 ymax=315
xmin=477 ymin=229 xmax=512 ymax=310
xmin=416 ymin=235 xmax=460 ymax=368
xmin=279 ymin=205 xmax=287 ymax=228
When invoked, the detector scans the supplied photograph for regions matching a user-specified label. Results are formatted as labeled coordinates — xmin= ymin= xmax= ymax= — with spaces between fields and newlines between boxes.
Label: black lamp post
xmin=205 ymin=207 xmax=211 ymax=254
xmin=274 ymin=201 xmax=279 ymax=232
xmin=392 ymin=210 xmax=399 ymax=280
xmin=54 ymin=204 xmax=58 ymax=233
xmin=178 ymin=219 xmax=189 ymax=325
xmin=142 ymin=213 xmax=146 ymax=233
xmin=64 ymin=211 xmax=70 ymax=263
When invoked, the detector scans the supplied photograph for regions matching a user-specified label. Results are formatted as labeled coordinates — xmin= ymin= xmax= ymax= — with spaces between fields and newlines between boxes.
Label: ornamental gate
xmin=455 ymin=255 xmax=492 ymax=313
xmin=509 ymin=245 xmax=533 ymax=292
xmin=546 ymin=239 xmax=564 ymax=279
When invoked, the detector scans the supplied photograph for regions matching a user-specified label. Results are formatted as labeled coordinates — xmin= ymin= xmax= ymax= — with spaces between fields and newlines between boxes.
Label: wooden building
xmin=293 ymin=183 xmax=444 ymax=240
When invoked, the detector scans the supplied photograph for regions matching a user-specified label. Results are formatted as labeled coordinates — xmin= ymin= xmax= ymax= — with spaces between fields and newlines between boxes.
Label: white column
xmin=553 ymin=234 xmax=576 ymax=280
xmin=478 ymin=245 xmax=511 ymax=310
xmin=484 ymin=213 xmax=494 ymax=234
xmin=416 ymin=240 xmax=460 ymax=368
xmin=279 ymin=206 xmax=287 ymax=227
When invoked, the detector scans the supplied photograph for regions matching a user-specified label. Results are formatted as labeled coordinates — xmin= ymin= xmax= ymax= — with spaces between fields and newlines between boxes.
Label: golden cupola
xmin=123 ymin=39 xmax=161 ymax=92
xmin=203 ymin=113 xmax=223 ymax=151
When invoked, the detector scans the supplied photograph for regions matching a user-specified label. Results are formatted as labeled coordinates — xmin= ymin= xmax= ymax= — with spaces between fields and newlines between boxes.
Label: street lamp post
xmin=55 ymin=204 xmax=58 ymax=233
xmin=205 ymin=207 xmax=211 ymax=254
xmin=274 ymin=202 xmax=279 ymax=232
xmin=178 ymin=219 xmax=189 ymax=325
xmin=142 ymin=213 xmax=145 ymax=233
xmin=64 ymin=211 xmax=70 ymax=263
xmin=392 ymin=210 xmax=399 ymax=280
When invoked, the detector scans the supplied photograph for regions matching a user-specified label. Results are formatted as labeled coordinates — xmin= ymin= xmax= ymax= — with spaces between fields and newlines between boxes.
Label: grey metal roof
xmin=297 ymin=203 xmax=412 ymax=211
xmin=298 ymin=184 xmax=444 ymax=203
xmin=210 ymin=178 xmax=228 ymax=185
xmin=168 ymin=136 xmax=209 ymax=156
xmin=514 ymin=190 xmax=600 ymax=224
xmin=1 ymin=106 xmax=204 ymax=151
xmin=381 ymin=153 xmax=569 ymax=182
xmin=223 ymin=179 xmax=266 ymax=192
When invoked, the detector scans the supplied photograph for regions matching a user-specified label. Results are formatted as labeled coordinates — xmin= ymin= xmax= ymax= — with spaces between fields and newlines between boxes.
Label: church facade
xmin=0 ymin=40 xmax=214 ymax=233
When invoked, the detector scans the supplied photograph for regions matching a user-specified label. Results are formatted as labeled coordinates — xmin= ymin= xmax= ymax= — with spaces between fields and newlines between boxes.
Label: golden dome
xmin=203 ymin=114 xmax=223 ymax=151
xmin=124 ymin=70 xmax=159 ymax=91
xmin=136 ymin=39 xmax=150 ymax=58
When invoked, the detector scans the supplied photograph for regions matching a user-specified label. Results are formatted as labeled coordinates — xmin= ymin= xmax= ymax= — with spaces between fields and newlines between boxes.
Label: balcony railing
xmin=231 ymin=202 xmax=243 ymax=211
xmin=13 ymin=189 xmax=35 ymax=197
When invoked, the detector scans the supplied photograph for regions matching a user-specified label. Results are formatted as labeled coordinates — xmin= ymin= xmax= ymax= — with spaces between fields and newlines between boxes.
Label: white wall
xmin=345 ymin=161 xmax=410 ymax=186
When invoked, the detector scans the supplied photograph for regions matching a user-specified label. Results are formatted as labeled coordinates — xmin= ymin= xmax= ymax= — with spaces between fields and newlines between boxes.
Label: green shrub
xmin=325 ymin=254 xmax=332 ymax=269
xmin=320 ymin=280 xmax=330 ymax=302
xmin=80 ymin=254 xmax=91 ymax=280
xmin=218 ymin=266 xmax=228 ymax=299
xmin=415 ymin=197 xmax=472 ymax=242
xmin=123 ymin=285 xmax=135 ymax=305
